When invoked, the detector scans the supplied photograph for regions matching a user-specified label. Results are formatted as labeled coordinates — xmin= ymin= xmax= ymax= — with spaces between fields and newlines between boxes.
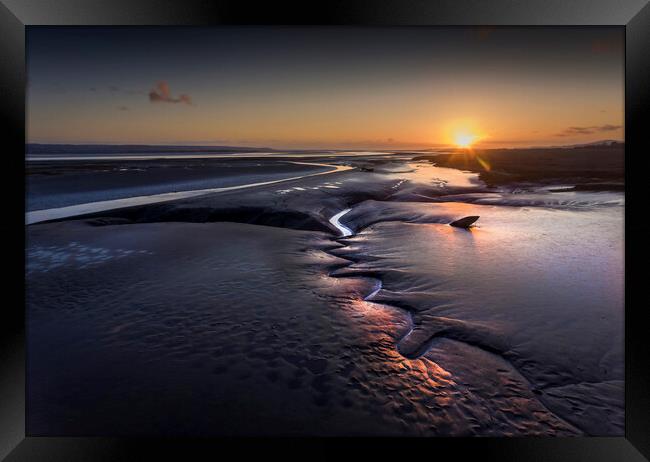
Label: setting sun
xmin=453 ymin=130 xmax=478 ymax=148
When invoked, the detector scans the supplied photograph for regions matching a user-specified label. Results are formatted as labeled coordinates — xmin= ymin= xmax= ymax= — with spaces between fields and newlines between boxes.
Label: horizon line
xmin=26 ymin=139 xmax=625 ymax=151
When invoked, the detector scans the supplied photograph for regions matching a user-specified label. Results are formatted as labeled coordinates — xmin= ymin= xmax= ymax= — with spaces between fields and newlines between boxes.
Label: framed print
xmin=1 ymin=0 xmax=649 ymax=460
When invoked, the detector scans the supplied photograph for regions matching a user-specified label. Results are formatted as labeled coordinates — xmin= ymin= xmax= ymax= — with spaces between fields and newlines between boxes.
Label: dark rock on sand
xmin=449 ymin=216 xmax=480 ymax=228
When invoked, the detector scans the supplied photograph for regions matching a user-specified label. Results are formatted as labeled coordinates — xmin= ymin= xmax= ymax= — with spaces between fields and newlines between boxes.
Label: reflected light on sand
xmin=389 ymin=162 xmax=480 ymax=187
xmin=344 ymin=297 xmax=457 ymax=391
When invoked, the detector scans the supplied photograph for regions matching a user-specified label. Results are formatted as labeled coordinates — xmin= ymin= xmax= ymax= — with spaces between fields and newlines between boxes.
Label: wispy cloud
xmin=555 ymin=124 xmax=621 ymax=137
xmin=88 ymin=86 xmax=143 ymax=95
xmin=149 ymin=81 xmax=192 ymax=105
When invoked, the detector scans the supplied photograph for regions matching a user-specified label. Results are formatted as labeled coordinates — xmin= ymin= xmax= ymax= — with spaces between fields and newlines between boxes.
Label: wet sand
xmin=26 ymin=161 xmax=352 ymax=225
xmin=27 ymin=159 xmax=339 ymax=211
xmin=26 ymin=152 xmax=624 ymax=436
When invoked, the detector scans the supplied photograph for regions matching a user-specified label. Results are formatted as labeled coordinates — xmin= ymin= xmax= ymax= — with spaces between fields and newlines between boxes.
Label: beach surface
xmin=26 ymin=148 xmax=624 ymax=436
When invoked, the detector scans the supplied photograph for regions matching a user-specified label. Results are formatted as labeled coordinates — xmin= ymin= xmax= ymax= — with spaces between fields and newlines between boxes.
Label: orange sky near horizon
xmin=27 ymin=27 xmax=624 ymax=149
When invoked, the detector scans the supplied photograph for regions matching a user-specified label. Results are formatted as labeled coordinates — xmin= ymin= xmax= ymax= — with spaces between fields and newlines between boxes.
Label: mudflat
xmin=27 ymin=150 xmax=624 ymax=436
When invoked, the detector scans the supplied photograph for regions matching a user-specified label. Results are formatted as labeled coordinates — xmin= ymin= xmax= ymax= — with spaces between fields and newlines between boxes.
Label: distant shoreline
xmin=414 ymin=142 xmax=624 ymax=189
xmin=26 ymin=139 xmax=624 ymax=155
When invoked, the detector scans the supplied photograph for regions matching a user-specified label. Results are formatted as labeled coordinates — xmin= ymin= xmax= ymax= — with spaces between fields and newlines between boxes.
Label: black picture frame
xmin=1 ymin=0 xmax=649 ymax=460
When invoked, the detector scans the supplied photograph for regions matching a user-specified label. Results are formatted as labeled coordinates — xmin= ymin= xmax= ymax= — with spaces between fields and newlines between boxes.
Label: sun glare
xmin=453 ymin=131 xmax=478 ymax=148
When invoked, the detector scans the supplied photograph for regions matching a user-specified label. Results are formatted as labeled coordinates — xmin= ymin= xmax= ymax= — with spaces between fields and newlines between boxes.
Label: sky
xmin=27 ymin=26 xmax=624 ymax=149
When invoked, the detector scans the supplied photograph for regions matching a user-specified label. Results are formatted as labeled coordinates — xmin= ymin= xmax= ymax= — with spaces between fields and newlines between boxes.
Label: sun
xmin=453 ymin=130 xmax=478 ymax=148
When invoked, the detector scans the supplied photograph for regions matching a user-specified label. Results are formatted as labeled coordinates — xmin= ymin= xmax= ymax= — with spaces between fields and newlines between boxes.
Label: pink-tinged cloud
xmin=149 ymin=81 xmax=192 ymax=105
